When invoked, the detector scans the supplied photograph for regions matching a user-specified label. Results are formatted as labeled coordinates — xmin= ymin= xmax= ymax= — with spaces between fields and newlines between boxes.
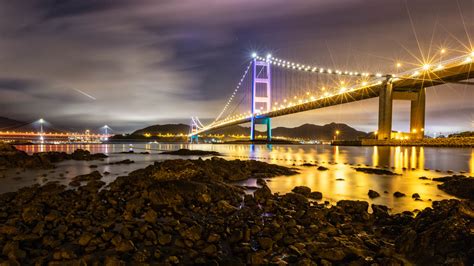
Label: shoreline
xmin=0 ymin=145 xmax=473 ymax=264
xmin=333 ymin=137 xmax=474 ymax=147
xmin=0 ymin=155 xmax=472 ymax=264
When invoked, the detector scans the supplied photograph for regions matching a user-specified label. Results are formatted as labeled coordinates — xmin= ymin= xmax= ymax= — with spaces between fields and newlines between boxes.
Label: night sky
xmin=0 ymin=0 xmax=473 ymax=134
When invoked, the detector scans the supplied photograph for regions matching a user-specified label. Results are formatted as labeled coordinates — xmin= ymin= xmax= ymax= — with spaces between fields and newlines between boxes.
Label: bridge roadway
xmin=194 ymin=55 xmax=474 ymax=136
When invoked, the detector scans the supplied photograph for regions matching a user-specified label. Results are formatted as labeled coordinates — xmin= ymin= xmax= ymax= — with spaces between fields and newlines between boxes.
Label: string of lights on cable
xmin=253 ymin=53 xmax=389 ymax=78
xmin=211 ymin=61 xmax=253 ymax=125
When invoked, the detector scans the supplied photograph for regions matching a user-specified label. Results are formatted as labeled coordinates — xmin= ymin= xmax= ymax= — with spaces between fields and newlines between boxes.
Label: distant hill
xmin=272 ymin=123 xmax=367 ymax=140
xmin=0 ymin=117 xmax=27 ymax=130
xmin=130 ymin=122 xmax=367 ymax=140
xmin=132 ymin=124 xmax=190 ymax=135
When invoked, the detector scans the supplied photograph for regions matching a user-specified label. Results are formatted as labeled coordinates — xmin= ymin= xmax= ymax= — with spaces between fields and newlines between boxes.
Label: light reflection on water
xmin=6 ymin=143 xmax=474 ymax=213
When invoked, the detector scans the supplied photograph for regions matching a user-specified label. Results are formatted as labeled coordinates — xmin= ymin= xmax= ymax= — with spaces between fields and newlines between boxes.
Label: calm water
xmin=3 ymin=143 xmax=473 ymax=213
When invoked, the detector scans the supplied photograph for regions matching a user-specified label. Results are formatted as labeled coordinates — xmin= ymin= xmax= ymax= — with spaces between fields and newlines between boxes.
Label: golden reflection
xmin=394 ymin=146 xmax=402 ymax=169
xmin=410 ymin=147 xmax=417 ymax=169
xmin=470 ymin=149 xmax=474 ymax=174
xmin=418 ymin=147 xmax=425 ymax=170
xmin=372 ymin=146 xmax=379 ymax=167
xmin=403 ymin=148 xmax=409 ymax=169
xmin=334 ymin=146 xmax=340 ymax=163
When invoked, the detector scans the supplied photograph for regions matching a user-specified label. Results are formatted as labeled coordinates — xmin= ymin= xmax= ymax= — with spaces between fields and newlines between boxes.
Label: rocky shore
xmin=361 ymin=137 xmax=474 ymax=147
xmin=0 ymin=144 xmax=107 ymax=170
xmin=0 ymin=156 xmax=472 ymax=265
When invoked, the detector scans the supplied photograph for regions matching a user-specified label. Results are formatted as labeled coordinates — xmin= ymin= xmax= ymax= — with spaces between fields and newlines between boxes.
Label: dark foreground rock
xmin=368 ymin=189 xmax=380 ymax=198
xmin=395 ymin=200 xmax=474 ymax=265
xmin=0 ymin=144 xmax=107 ymax=169
xmin=433 ymin=175 xmax=474 ymax=200
xmin=0 ymin=158 xmax=472 ymax=265
xmin=161 ymin=149 xmax=221 ymax=156
xmin=354 ymin=167 xmax=398 ymax=175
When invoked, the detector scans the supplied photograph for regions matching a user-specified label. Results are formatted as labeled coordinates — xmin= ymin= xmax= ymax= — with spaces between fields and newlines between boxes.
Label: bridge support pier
xmin=190 ymin=135 xmax=199 ymax=144
xmin=410 ymin=88 xmax=425 ymax=139
xmin=251 ymin=117 xmax=272 ymax=142
xmin=377 ymin=82 xmax=393 ymax=140
xmin=378 ymin=83 xmax=426 ymax=140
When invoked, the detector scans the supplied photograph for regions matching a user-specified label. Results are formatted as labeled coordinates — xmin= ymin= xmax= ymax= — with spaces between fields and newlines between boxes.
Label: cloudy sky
xmin=0 ymin=0 xmax=473 ymax=134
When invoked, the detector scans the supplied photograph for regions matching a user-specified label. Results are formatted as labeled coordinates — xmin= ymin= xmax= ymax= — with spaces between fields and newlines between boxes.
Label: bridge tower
xmin=250 ymin=55 xmax=272 ymax=141
xmin=378 ymin=79 xmax=425 ymax=140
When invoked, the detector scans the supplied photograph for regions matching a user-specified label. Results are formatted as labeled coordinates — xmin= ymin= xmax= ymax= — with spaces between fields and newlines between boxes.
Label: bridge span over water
xmin=190 ymin=51 xmax=474 ymax=142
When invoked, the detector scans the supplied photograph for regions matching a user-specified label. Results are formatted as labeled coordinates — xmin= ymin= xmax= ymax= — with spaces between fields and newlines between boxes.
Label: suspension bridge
xmin=190 ymin=50 xmax=474 ymax=143
xmin=0 ymin=119 xmax=112 ymax=143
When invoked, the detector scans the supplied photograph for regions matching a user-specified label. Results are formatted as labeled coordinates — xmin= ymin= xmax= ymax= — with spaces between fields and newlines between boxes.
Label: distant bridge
xmin=0 ymin=131 xmax=111 ymax=142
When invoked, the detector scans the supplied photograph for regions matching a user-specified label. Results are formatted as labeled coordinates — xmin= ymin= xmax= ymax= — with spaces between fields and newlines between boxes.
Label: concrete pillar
xmin=266 ymin=118 xmax=272 ymax=142
xmin=378 ymin=82 xmax=393 ymax=140
xmin=410 ymin=88 xmax=426 ymax=139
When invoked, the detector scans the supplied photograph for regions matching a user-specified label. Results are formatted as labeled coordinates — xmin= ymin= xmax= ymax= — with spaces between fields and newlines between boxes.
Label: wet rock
xmin=368 ymin=189 xmax=380 ymax=198
xmin=207 ymin=233 xmax=220 ymax=243
xmin=109 ymin=159 xmax=135 ymax=165
xmin=354 ymin=167 xmax=398 ymax=175
xmin=317 ymin=166 xmax=329 ymax=171
xmin=256 ymin=178 xmax=266 ymax=186
xmin=337 ymin=200 xmax=369 ymax=214
xmin=70 ymin=149 xmax=107 ymax=161
xmin=0 ymin=225 xmax=17 ymax=235
xmin=411 ymin=193 xmax=420 ymax=199
xmin=143 ymin=209 xmax=158 ymax=223
xmin=216 ymin=200 xmax=238 ymax=214
xmin=258 ymin=237 xmax=273 ymax=250
xmin=418 ymin=176 xmax=429 ymax=180
xmin=372 ymin=204 xmax=390 ymax=220
xmin=158 ymin=234 xmax=172 ymax=245
xmin=78 ymin=233 xmax=94 ymax=246
xmin=309 ymin=191 xmax=323 ymax=200
xmin=180 ymin=225 xmax=202 ymax=241
xmin=433 ymin=175 xmax=474 ymax=200
xmin=202 ymin=244 xmax=217 ymax=256
xmin=254 ymin=185 xmax=272 ymax=203
xmin=71 ymin=170 xmax=102 ymax=182
xmin=396 ymin=200 xmax=474 ymax=265
xmin=116 ymin=240 xmax=135 ymax=253
xmin=393 ymin=191 xmax=406 ymax=198
xmin=318 ymin=247 xmax=346 ymax=261
xmin=282 ymin=192 xmax=308 ymax=205
xmin=292 ymin=186 xmax=311 ymax=196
